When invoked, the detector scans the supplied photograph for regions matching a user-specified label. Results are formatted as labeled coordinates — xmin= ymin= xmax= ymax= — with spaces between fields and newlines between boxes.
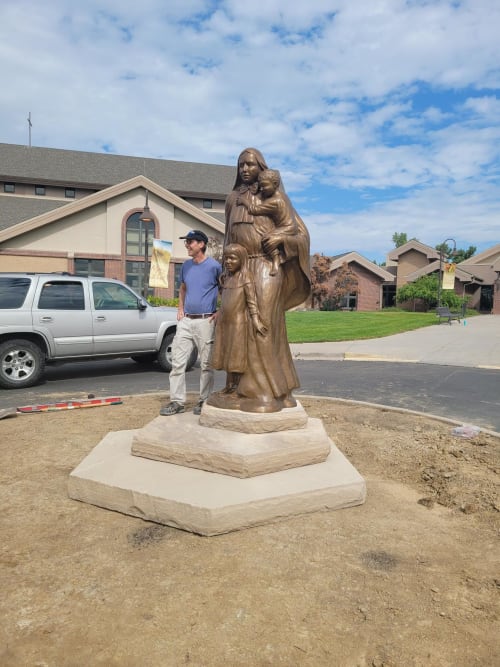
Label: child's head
xmin=223 ymin=243 xmax=248 ymax=273
xmin=258 ymin=169 xmax=280 ymax=197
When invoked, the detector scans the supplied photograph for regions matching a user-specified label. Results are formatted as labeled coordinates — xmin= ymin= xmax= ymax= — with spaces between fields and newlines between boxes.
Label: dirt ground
xmin=1 ymin=393 xmax=498 ymax=667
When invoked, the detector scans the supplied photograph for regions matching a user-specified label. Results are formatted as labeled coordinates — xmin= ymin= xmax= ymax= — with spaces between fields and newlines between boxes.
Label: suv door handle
xmin=40 ymin=316 xmax=53 ymax=322
xmin=95 ymin=316 xmax=106 ymax=321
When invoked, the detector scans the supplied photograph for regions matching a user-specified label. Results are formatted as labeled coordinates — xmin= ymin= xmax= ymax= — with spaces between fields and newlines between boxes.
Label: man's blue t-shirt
xmin=181 ymin=256 xmax=221 ymax=314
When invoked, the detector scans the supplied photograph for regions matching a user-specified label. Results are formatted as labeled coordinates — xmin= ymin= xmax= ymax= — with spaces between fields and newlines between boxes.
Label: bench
xmin=436 ymin=306 xmax=461 ymax=324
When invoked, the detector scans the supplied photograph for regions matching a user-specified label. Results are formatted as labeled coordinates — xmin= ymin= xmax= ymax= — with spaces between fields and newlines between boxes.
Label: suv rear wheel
xmin=0 ymin=339 xmax=46 ymax=389
xmin=157 ymin=332 xmax=198 ymax=372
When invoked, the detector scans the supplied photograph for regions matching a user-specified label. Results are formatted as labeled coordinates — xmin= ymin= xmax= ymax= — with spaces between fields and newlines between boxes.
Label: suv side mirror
xmin=138 ymin=298 xmax=148 ymax=311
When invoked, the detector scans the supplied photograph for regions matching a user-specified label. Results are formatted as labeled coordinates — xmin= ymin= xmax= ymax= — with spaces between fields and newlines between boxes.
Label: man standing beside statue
xmin=161 ymin=229 xmax=221 ymax=417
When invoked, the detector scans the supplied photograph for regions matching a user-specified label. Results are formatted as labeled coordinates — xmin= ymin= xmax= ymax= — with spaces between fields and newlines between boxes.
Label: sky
xmin=1 ymin=0 xmax=499 ymax=263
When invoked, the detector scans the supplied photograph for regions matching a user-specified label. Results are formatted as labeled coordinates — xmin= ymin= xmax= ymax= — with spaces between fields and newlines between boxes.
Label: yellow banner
xmin=442 ymin=262 xmax=456 ymax=290
xmin=149 ymin=239 xmax=172 ymax=288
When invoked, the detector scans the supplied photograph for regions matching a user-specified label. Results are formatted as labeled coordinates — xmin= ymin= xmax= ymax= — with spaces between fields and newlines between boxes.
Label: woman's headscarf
xmin=232 ymin=148 xmax=269 ymax=191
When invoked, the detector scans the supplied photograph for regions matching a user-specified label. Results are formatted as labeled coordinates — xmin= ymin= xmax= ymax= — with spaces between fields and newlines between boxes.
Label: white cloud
xmin=0 ymin=0 xmax=499 ymax=261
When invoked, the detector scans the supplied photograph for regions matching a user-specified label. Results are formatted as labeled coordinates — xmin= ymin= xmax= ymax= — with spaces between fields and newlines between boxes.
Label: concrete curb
xmin=297 ymin=394 xmax=500 ymax=439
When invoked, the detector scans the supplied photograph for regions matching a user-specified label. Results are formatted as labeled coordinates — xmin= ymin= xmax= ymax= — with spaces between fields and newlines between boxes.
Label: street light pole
xmin=437 ymin=237 xmax=457 ymax=308
xmin=143 ymin=225 xmax=149 ymax=298
xmin=139 ymin=190 xmax=154 ymax=299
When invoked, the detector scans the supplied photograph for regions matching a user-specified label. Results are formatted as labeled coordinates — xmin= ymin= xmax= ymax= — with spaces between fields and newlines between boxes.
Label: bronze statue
xmin=211 ymin=243 xmax=267 ymax=395
xmin=207 ymin=148 xmax=311 ymax=413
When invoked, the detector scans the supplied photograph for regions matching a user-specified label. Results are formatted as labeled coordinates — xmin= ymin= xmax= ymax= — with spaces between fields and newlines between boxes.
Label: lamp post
xmin=139 ymin=190 xmax=154 ymax=298
xmin=437 ymin=237 xmax=457 ymax=308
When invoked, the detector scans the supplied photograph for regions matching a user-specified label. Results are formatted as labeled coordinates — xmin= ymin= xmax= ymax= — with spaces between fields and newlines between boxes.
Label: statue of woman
xmin=207 ymin=148 xmax=310 ymax=413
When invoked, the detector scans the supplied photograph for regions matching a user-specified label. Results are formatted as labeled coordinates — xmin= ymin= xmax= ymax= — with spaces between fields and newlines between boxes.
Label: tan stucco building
xmin=0 ymin=143 xmax=233 ymax=297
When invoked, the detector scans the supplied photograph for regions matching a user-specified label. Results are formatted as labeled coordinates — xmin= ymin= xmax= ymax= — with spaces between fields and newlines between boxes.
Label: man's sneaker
xmin=193 ymin=400 xmax=204 ymax=415
xmin=160 ymin=401 xmax=185 ymax=416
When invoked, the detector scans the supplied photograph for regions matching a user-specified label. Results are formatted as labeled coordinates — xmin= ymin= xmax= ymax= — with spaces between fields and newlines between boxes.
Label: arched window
xmin=125 ymin=212 xmax=154 ymax=256
xmin=125 ymin=212 xmax=155 ymax=296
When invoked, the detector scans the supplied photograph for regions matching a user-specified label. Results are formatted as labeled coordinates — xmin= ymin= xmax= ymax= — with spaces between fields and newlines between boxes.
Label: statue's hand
xmin=252 ymin=315 xmax=268 ymax=336
xmin=262 ymin=233 xmax=283 ymax=254
xmin=236 ymin=196 xmax=249 ymax=208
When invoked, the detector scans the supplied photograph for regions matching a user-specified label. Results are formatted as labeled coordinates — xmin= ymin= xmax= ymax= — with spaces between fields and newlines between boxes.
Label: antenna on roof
xmin=27 ymin=112 xmax=32 ymax=148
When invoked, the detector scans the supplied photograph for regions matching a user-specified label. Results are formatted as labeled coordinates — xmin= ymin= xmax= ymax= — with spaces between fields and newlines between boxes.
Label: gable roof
xmin=405 ymin=260 xmax=492 ymax=284
xmin=387 ymin=239 xmax=440 ymax=262
xmin=329 ymin=251 xmax=394 ymax=281
xmin=0 ymin=143 xmax=235 ymax=198
xmin=460 ymin=243 xmax=500 ymax=266
xmin=0 ymin=175 xmax=224 ymax=244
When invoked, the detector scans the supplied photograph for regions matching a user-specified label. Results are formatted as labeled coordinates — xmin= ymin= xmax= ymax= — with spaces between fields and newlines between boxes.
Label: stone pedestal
xmin=131 ymin=406 xmax=330 ymax=478
xmin=68 ymin=401 xmax=366 ymax=535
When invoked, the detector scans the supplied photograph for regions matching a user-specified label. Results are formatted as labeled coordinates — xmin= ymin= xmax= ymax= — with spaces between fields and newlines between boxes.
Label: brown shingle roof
xmin=0 ymin=143 xmax=235 ymax=197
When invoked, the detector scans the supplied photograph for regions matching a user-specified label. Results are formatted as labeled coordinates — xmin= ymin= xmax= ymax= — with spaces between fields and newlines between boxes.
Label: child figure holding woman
xmin=237 ymin=168 xmax=297 ymax=276
xmin=209 ymin=243 xmax=267 ymax=398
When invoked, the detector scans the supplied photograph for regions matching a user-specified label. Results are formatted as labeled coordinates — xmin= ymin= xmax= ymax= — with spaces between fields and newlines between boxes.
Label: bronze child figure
xmin=210 ymin=243 xmax=267 ymax=398
xmin=237 ymin=168 xmax=297 ymax=276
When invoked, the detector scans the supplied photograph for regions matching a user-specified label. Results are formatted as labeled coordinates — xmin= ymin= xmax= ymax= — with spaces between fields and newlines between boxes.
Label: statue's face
xmin=238 ymin=153 xmax=260 ymax=184
xmin=224 ymin=251 xmax=241 ymax=273
xmin=258 ymin=176 xmax=276 ymax=198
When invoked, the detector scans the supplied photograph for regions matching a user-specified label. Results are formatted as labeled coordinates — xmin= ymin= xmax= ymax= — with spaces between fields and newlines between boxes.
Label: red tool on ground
xmin=16 ymin=396 xmax=122 ymax=413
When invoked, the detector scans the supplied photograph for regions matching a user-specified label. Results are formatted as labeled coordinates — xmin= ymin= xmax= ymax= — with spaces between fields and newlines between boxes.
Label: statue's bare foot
xmin=282 ymin=394 xmax=297 ymax=409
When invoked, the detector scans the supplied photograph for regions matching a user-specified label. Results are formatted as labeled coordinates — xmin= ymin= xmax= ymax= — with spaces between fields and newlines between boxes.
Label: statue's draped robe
xmin=223 ymin=185 xmax=310 ymax=412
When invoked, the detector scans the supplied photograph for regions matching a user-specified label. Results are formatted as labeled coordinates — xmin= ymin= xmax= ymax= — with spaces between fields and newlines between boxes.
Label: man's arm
xmin=177 ymin=283 xmax=186 ymax=321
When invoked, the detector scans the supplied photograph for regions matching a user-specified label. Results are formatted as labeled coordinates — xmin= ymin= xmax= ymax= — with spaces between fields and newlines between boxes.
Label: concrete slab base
xmin=68 ymin=430 xmax=366 ymax=536
xmin=131 ymin=410 xmax=331 ymax=478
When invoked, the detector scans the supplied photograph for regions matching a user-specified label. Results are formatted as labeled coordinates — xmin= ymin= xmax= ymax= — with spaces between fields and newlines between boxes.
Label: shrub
xmin=148 ymin=296 xmax=179 ymax=307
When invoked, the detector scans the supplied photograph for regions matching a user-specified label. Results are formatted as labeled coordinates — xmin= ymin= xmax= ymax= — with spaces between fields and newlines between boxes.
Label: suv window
xmin=0 ymin=277 xmax=31 ymax=308
xmin=93 ymin=281 xmax=140 ymax=310
xmin=37 ymin=281 xmax=85 ymax=310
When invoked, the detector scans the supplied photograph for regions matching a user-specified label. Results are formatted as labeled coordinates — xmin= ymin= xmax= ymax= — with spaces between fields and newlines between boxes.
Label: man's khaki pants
xmin=168 ymin=317 xmax=216 ymax=405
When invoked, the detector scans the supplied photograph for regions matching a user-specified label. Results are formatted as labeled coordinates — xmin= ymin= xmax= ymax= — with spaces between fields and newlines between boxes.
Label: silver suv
xmin=0 ymin=273 xmax=196 ymax=389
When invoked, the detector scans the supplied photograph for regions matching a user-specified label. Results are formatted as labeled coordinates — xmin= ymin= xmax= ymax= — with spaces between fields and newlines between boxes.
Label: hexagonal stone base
xmin=199 ymin=401 xmax=309 ymax=433
xmin=131 ymin=409 xmax=331 ymax=478
xmin=68 ymin=429 xmax=366 ymax=536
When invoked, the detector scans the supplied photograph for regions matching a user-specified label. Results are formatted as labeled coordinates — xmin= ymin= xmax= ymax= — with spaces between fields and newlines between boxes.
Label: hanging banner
xmin=442 ymin=262 xmax=456 ymax=290
xmin=149 ymin=239 xmax=172 ymax=288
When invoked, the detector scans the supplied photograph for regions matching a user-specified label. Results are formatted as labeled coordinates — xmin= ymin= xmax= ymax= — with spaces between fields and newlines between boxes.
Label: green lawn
xmin=285 ymin=310 xmax=439 ymax=343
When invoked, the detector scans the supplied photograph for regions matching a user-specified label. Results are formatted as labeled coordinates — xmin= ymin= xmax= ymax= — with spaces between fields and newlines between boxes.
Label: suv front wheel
xmin=0 ymin=339 xmax=46 ymax=389
xmin=157 ymin=332 xmax=198 ymax=372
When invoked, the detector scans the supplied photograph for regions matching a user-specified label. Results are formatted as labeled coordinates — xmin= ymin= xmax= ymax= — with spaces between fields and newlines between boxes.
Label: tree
xmin=396 ymin=274 xmax=464 ymax=311
xmin=324 ymin=262 xmax=359 ymax=311
xmin=392 ymin=232 xmax=418 ymax=248
xmin=310 ymin=253 xmax=332 ymax=310
xmin=206 ymin=236 xmax=223 ymax=263
xmin=392 ymin=232 xmax=408 ymax=248
xmin=435 ymin=243 xmax=477 ymax=264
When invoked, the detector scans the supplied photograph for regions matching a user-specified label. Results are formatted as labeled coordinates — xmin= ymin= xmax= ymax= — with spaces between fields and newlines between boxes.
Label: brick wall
xmin=329 ymin=261 xmax=383 ymax=311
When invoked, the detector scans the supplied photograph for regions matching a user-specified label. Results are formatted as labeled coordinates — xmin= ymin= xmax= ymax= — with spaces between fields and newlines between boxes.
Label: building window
xmin=65 ymin=188 xmax=76 ymax=198
xmin=203 ymin=199 xmax=213 ymax=209
xmin=74 ymin=258 xmax=105 ymax=277
xmin=4 ymin=183 xmax=15 ymax=193
xmin=340 ymin=293 xmax=357 ymax=310
xmin=125 ymin=212 xmax=154 ymax=256
xmin=35 ymin=185 xmax=46 ymax=196
xmin=126 ymin=260 xmax=152 ymax=296
xmin=382 ymin=285 xmax=397 ymax=308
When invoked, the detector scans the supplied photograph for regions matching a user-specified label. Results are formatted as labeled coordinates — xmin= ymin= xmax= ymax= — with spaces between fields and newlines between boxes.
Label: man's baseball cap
xmin=179 ymin=229 xmax=208 ymax=243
